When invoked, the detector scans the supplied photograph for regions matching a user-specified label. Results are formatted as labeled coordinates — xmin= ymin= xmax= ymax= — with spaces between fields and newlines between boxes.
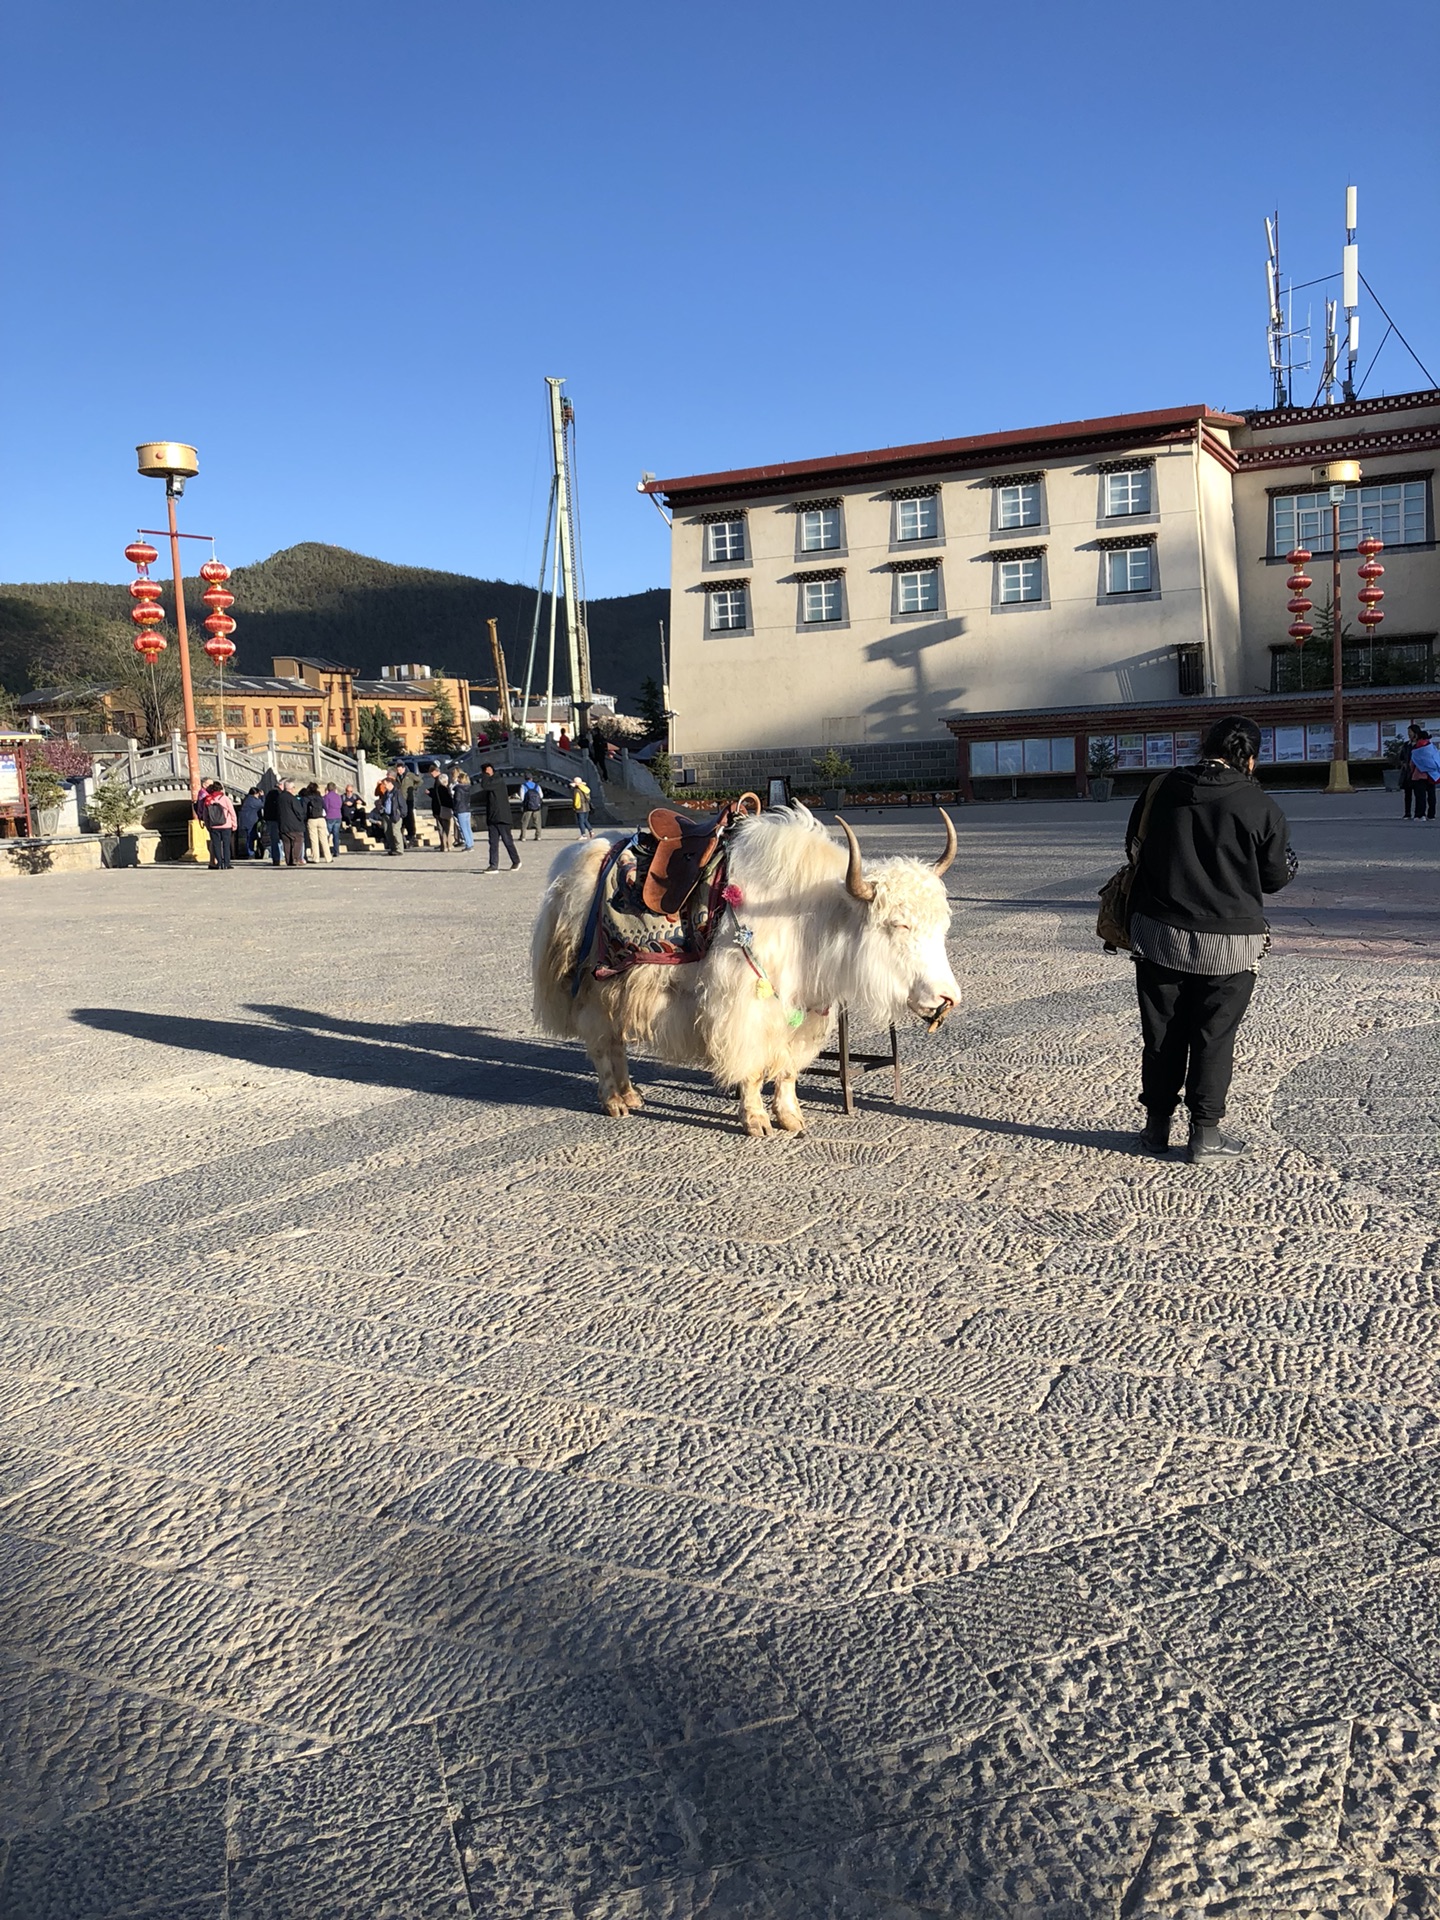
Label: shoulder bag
xmin=1096 ymin=776 xmax=1165 ymax=952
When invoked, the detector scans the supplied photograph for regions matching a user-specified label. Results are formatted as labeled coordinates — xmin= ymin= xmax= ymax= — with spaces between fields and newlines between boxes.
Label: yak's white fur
xmin=531 ymin=804 xmax=961 ymax=1133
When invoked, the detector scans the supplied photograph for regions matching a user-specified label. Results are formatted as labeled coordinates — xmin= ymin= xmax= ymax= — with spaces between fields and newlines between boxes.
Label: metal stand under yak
xmin=806 ymin=1010 xmax=901 ymax=1115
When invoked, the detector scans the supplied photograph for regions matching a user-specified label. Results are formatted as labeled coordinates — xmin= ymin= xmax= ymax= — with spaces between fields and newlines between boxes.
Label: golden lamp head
xmin=1311 ymin=459 xmax=1362 ymax=487
xmin=136 ymin=442 xmax=200 ymax=489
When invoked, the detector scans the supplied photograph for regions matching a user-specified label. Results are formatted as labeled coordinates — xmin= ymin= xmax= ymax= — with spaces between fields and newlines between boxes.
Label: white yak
xmin=531 ymin=804 xmax=960 ymax=1136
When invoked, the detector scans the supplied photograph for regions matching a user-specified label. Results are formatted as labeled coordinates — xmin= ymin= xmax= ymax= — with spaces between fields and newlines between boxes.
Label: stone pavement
xmin=0 ymin=792 xmax=1437 ymax=1919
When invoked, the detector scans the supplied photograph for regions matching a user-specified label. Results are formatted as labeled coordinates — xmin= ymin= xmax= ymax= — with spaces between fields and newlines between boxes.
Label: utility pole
xmin=546 ymin=376 xmax=592 ymax=738
xmin=487 ymin=617 xmax=514 ymax=732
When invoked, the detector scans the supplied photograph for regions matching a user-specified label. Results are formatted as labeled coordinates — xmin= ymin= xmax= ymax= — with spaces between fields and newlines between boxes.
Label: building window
xmin=707 ymin=518 xmax=746 ymax=562
xmin=1105 ymin=546 xmax=1153 ymax=594
xmin=304 ymin=707 xmax=322 ymax=726
xmin=799 ymin=507 xmax=841 ymax=552
xmin=1103 ymin=468 xmax=1153 ymax=517
xmin=801 ymin=579 xmax=843 ymax=623
xmin=389 ymin=709 xmax=406 ymax=724
xmin=896 ymin=568 xmax=939 ymax=614
xmin=224 ymin=707 xmax=244 ymax=726
xmin=996 ymin=481 xmax=1042 ymax=529
xmin=278 ymin=707 xmax=297 ymax=727
xmin=196 ymin=705 xmax=215 ymax=725
xmin=1273 ymin=478 xmax=1427 ymax=554
xmin=895 ymin=495 xmax=940 ymax=542
xmin=997 ymin=558 xmax=1042 ymax=603
xmin=1177 ymin=646 xmax=1206 ymax=697
xmin=708 ymin=586 xmax=749 ymax=631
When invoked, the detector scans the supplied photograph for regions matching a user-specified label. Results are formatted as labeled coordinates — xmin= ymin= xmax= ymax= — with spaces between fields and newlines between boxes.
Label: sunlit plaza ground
xmin=1 ymin=793 xmax=1438 ymax=1917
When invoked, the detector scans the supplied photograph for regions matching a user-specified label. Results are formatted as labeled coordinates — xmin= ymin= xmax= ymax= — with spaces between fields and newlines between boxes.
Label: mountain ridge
xmin=0 ymin=542 xmax=668 ymax=710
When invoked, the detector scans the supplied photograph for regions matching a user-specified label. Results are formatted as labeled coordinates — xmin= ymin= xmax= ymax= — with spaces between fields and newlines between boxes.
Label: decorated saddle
xmin=575 ymin=794 xmax=761 ymax=989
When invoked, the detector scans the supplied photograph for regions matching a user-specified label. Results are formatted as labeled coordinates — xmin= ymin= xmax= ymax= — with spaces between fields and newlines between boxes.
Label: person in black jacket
xmin=1125 ymin=715 xmax=1294 ymax=1164
xmin=429 ymin=770 xmax=455 ymax=851
xmin=260 ymin=777 xmax=283 ymax=866
xmin=476 ymin=764 xmax=521 ymax=874
xmin=274 ymin=780 xmax=308 ymax=868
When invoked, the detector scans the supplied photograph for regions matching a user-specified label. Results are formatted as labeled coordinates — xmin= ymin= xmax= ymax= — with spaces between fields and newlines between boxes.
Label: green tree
xmin=358 ymin=704 xmax=404 ymax=761
xmin=637 ymin=676 xmax=668 ymax=740
xmin=422 ymin=678 xmax=466 ymax=755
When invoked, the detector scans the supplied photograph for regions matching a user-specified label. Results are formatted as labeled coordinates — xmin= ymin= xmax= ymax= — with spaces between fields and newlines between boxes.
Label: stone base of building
xmin=672 ymin=739 xmax=957 ymax=794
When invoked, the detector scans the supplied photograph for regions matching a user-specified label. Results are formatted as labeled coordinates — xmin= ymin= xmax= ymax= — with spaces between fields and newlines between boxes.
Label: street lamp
xmin=1311 ymin=458 xmax=1362 ymax=794
xmin=135 ymin=441 xmax=206 ymax=853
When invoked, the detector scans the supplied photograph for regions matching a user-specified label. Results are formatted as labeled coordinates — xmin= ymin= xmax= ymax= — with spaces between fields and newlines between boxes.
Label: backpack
xmin=206 ymin=800 xmax=227 ymax=827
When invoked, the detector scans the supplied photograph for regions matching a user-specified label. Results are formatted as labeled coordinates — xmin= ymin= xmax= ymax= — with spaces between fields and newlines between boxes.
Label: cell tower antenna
xmin=1342 ymin=184 xmax=1359 ymax=400
xmin=1319 ymin=299 xmax=1340 ymax=406
xmin=1263 ymin=211 xmax=1310 ymax=409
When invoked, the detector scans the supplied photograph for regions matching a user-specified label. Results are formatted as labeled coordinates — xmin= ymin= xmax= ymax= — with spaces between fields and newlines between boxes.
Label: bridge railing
xmin=118 ymin=732 xmax=370 ymax=798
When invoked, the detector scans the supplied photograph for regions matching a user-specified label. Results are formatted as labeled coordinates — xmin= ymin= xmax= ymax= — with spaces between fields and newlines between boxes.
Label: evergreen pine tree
xmin=637 ymin=675 xmax=668 ymax=739
xmin=422 ymin=679 xmax=466 ymax=754
xmin=358 ymin=704 xmax=404 ymax=760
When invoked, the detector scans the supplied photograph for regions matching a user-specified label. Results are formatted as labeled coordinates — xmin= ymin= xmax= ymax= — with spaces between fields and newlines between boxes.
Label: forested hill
xmin=0 ymin=543 xmax=668 ymax=710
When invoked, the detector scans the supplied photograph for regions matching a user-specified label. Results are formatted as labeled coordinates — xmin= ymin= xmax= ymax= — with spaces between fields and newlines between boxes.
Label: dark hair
xmin=1201 ymin=715 xmax=1262 ymax=772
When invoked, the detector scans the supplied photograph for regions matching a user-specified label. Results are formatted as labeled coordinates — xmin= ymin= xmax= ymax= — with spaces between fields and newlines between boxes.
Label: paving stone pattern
xmin=0 ymin=794 xmax=1437 ymax=1917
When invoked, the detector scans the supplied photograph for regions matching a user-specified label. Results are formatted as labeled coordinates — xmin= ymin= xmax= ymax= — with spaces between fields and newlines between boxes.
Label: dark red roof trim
xmin=1236 ymin=423 xmax=1440 ymax=472
xmin=645 ymin=406 xmax=1241 ymax=505
xmin=1241 ymin=388 xmax=1440 ymax=430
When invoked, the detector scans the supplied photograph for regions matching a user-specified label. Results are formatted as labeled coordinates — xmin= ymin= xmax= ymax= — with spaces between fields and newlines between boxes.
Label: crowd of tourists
xmin=195 ymin=760 xmax=596 ymax=871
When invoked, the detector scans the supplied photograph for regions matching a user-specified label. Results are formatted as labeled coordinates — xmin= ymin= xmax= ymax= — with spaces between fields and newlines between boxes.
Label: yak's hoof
xmin=621 ymin=1086 xmax=644 ymax=1111
xmin=600 ymin=1095 xmax=632 ymax=1118
xmin=772 ymin=1108 xmax=805 ymax=1134
xmin=742 ymin=1111 xmax=773 ymax=1138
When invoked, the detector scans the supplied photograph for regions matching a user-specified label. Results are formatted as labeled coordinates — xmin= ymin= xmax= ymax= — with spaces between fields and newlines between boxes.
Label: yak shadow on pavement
xmin=67 ymin=1004 xmax=721 ymax=1126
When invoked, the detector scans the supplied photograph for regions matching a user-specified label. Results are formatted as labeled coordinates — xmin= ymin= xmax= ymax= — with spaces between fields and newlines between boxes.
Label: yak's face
xmin=859 ymin=865 xmax=961 ymax=1025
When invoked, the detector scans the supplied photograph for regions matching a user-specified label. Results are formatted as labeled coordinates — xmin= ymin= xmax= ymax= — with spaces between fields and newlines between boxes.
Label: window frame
xmin=891 ymin=490 xmax=943 ymax=547
xmin=799 ymin=577 xmax=845 ymax=626
xmin=892 ymin=566 xmax=941 ymax=618
xmin=1104 ymin=546 xmax=1154 ymax=595
xmin=1271 ymin=477 xmax=1430 ymax=556
xmin=278 ymin=706 xmax=298 ymax=727
xmin=994 ymin=479 xmax=1044 ymax=532
xmin=1101 ymin=466 xmax=1154 ymax=519
xmin=798 ymin=505 xmax=843 ymax=555
xmin=993 ymin=555 xmax=1045 ymax=608
xmin=707 ymin=584 xmax=751 ymax=634
xmin=705 ymin=517 xmax=748 ymax=565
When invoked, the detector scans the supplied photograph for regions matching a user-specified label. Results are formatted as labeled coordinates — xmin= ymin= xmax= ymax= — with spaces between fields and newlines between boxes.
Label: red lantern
xmin=1287 ymin=596 xmax=1313 ymax=615
xmin=203 ymin=635 xmax=236 ymax=664
xmin=129 ymin=577 xmax=163 ymax=602
xmin=199 ymin=560 xmax=231 ymax=584
xmin=1289 ymin=621 xmax=1313 ymax=643
xmin=1357 ymin=534 xmax=1384 ymax=559
xmin=1358 ymin=608 xmax=1385 ymax=629
xmin=1285 ymin=568 xmax=1312 ymax=592
xmin=1358 ymin=585 xmax=1385 ymax=606
xmin=1285 ymin=547 xmax=1312 ymax=567
xmin=203 ymin=612 xmax=236 ymax=638
xmin=201 ymin=585 xmax=234 ymax=610
xmin=125 ymin=539 xmax=159 ymax=568
xmin=131 ymin=603 xmax=164 ymax=628
xmin=133 ymin=632 xmax=167 ymax=661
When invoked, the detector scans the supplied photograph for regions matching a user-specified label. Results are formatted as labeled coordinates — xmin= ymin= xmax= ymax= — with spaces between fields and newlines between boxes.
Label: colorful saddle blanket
xmin=593 ymin=831 xmax=731 ymax=977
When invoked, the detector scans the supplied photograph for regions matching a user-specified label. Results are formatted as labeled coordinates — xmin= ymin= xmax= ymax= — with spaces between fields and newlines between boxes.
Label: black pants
xmin=1135 ymin=959 xmax=1255 ymax=1127
xmin=1403 ymin=777 xmax=1414 ymax=819
xmin=207 ymin=828 xmax=233 ymax=869
xmin=487 ymin=822 xmax=519 ymax=868
xmin=1415 ymin=779 xmax=1436 ymax=820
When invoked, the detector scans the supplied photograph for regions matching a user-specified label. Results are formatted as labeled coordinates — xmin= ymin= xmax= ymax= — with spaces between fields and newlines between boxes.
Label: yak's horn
xmin=934 ymin=808 xmax=957 ymax=877
xmin=837 ymin=817 xmax=875 ymax=903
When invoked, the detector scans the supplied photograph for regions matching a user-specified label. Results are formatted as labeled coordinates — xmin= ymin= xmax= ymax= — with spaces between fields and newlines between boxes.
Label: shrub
xmin=812 ymin=747 xmax=854 ymax=786
xmin=90 ymin=776 xmax=144 ymax=833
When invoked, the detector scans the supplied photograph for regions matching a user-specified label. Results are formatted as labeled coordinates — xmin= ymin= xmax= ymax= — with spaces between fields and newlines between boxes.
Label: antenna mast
xmin=1264 ymin=213 xmax=1310 ymax=409
xmin=1342 ymin=185 xmax=1360 ymax=400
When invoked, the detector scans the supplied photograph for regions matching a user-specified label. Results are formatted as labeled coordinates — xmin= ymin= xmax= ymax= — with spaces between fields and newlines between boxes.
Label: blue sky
xmin=5 ymin=0 xmax=1437 ymax=598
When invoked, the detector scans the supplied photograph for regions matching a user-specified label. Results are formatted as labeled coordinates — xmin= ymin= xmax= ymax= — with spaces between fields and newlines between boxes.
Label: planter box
xmin=1383 ymin=767 xmax=1403 ymax=792
xmin=1090 ymin=777 xmax=1116 ymax=803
